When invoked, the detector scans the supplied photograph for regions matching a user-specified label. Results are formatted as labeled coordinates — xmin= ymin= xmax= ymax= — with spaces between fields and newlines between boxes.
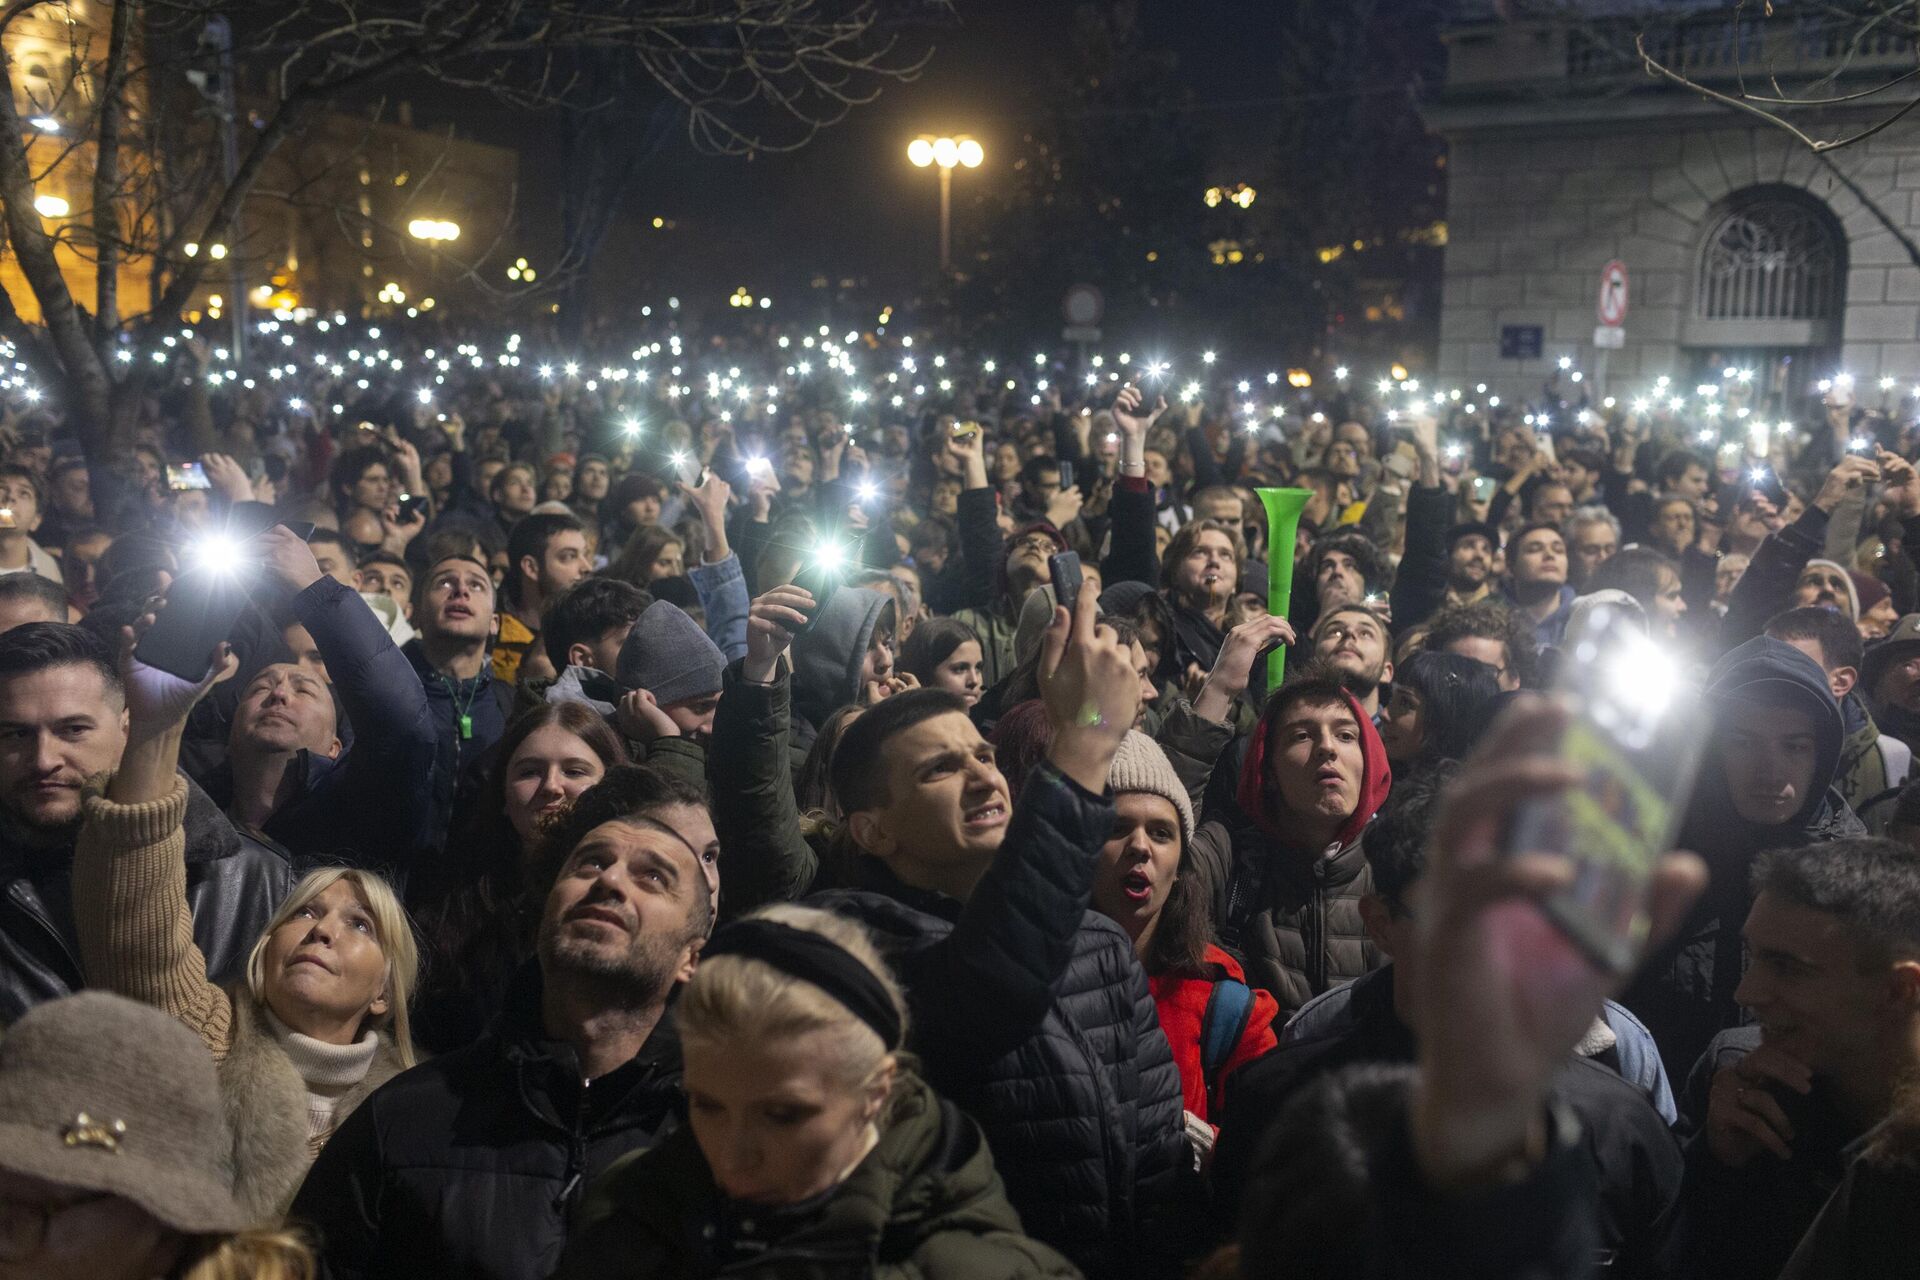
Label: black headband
xmin=701 ymin=919 xmax=904 ymax=1050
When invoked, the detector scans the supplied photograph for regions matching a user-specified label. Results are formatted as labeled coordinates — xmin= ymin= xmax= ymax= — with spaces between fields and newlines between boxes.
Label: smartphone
xmin=0 ymin=507 xmax=15 ymax=531
xmin=950 ymin=420 xmax=980 ymax=442
xmin=1057 ymin=459 xmax=1076 ymax=492
xmin=135 ymin=566 xmax=254 ymax=681
xmin=1048 ymin=550 xmax=1083 ymax=612
xmin=1748 ymin=463 xmax=1790 ymax=509
xmin=788 ymin=559 xmax=841 ymax=638
xmin=1470 ymin=476 xmax=1497 ymax=504
xmin=168 ymin=462 xmax=211 ymax=491
xmin=1503 ymin=602 xmax=1709 ymax=973
xmin=396 ymin=493 xmax=426 ymax=523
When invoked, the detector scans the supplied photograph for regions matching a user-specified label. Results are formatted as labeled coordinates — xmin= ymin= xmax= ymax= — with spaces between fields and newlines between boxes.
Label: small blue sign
xmin=1500 ymin=325 xmax=1544 ymax=360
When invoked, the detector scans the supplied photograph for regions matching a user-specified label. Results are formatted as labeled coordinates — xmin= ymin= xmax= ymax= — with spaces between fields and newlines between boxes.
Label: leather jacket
xmin=0 ymin=773 xmax=292 ymax=1024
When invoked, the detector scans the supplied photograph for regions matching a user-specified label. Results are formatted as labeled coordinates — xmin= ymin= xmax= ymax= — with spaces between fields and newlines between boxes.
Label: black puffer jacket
xmin=289 ymin=963 xmax=683 ymax=1280
xmin=1623 ymin=637 xmax=1864 ymax=1080
xmin=809 ymin=761 xmax=1193 ymax=1280
xmin=0 ymin=773 xmax=288 ymax=1023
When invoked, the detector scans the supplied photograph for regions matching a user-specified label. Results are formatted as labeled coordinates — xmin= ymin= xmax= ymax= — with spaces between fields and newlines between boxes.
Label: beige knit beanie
xmin=1107 ymin=731 xmax=1194 ymax=845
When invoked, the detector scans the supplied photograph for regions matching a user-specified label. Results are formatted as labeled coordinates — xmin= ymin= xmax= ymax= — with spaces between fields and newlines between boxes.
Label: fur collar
xmin=218 ymin=992 xmax=408 ymax=1222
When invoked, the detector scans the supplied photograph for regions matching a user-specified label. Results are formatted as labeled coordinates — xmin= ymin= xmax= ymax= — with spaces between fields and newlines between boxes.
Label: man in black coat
xmin=0 ymin=622 xmax=287 ymax=1022
xmin=1671 ymin=835 xmax=1920 ymax=1280
xmin=291 ymin=767 xmax=716 ymax=1280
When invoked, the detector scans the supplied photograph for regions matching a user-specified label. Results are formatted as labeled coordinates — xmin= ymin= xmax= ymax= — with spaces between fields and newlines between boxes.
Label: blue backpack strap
xmin=1200 ymin=974 xmax=1256 ymax=1089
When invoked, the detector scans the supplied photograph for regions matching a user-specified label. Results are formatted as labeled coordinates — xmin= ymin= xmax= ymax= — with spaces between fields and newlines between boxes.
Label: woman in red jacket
xmin=1094 ymin=731 xmax=1279 ymax=1155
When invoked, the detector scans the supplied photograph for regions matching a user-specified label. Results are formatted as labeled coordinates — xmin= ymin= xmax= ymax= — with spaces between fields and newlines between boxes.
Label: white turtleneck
xmin=266 ymin=1010 xmax=379 ymax=1143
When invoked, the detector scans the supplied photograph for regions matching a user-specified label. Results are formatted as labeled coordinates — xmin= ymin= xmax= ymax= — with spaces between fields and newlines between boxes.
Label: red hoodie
xmin=1234 ymin=688 xmax=1393 ymax=852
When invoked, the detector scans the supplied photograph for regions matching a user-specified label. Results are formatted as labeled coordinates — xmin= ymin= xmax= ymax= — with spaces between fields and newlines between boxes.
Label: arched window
xmin=1684 ymin=186 xmax=1844 ymax=376
xmin=1695 ymin=187 xmax=1841 ymax=322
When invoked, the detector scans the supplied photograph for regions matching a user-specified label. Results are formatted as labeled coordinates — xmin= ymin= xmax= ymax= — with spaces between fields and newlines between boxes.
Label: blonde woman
xmin=72 ymin=623 xmax=416 ymax=1222
xmin=556 ymin=904 xmax=1078 ymax=1279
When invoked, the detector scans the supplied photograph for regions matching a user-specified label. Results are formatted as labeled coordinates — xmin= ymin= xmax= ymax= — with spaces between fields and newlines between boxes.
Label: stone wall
xmin=1433 ymin=116 xmax=1920 ymax=399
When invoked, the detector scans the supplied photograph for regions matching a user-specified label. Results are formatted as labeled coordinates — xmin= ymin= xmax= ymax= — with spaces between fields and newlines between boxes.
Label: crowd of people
xmin=0 ymin=308 xmax=1918 ymax=1279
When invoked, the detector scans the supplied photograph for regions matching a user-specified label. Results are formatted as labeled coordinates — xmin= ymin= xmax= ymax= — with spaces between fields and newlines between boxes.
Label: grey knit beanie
xmin=0 ymin=991 xmax=248 ymax=1232
xmin=1107 ymin=731 xmax=1194 ymax=846
xmin=616 ymin=599 xmax=724 ymax=706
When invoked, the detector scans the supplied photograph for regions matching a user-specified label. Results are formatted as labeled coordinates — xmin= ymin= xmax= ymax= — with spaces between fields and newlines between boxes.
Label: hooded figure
xmin=1188 ymin=685 xmax=1394 ymax=1012
xmin=791 ymin=586 xmax=893 ymax=765
xmin=1622 ymin=636 xmax=1863 ymax=1080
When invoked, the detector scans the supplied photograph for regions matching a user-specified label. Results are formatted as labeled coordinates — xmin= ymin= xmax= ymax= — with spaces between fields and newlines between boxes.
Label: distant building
xmin=1426 ymin=1 xmax=1920 ymax=403
xmin=1 ymin=2 xmax=519 ymax=328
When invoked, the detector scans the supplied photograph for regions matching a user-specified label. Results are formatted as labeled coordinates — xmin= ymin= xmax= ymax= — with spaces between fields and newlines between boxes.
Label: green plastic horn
xmin=1256 ymin=488 xmax=1312 ymax=689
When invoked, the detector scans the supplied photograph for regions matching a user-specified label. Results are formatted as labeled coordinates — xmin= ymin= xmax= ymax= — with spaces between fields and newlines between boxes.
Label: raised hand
xmin=198 ymin=452 xmax=254 ymax=503
xmin=1194 ymin=614 xmax=1296 ymax=725
xmin=257 ymin=524 xmax=323 ymax=594
xmin=1878 ymin=447 xmax=1920 ymax=517
xmin=1812 ymin=454 xmax=1880 ymax=514
xmin=1113 ymin=384 xmax=1166 ymax=440
xmin=116 ymin=607 xmax=236 ymax=752
xmin=1409 ymin=697 xmax=1706 ymax=1191
xmin=1039 ymin=576 xmax=1140 ymax=793
xmin=1045 ymin=485 xmax=1084 ymax=530
xmin=743 ymin=584 xmax=815 ymax=684
xmin=943 ymin=424 xmax=988 ymax=490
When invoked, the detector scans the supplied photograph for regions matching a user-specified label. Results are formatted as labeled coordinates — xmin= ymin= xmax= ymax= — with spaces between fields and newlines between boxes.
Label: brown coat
xmin=72 ymin=780 xmax=405 ymax=1221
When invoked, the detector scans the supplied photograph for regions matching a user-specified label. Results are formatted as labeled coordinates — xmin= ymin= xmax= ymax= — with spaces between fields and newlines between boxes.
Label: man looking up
xmin=293 ymin=767 xmax=713 ymax=1280
xmin=1312 ymin=604 xmax=1394 ymax=718
xmin=404 ymin=553 xmax=509 ymax=849
xmin=1505 ymin=521 xmax=1574 ymax=650
xmin=495 ymin=511 xmax=589 ymax=687
xmin=1160 ymin=519 xmax=1241 ymax=677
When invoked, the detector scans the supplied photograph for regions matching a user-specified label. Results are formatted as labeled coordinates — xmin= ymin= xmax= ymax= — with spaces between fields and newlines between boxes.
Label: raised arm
xmin=681 ymin=471 xmax=751 ymax=660
xmin=73 ymin=622 xmax=240 ymax=1059
xmin=1720 ymin=457 xmax=1874 ymax=651
xmin=910 ymin=576 xmax=1138 ymax=1064
xmin=1102 ymin=384 xmax=1168 ymax=588
xmin=706 ymin=584 xmax=822 ymax=915
xmin=1390 ymin=414 xmax=1452 ymax=634
xmin=948 ymin=427 xmax=1001 ymax=609
xmin=264 ymin=527 xmax=436 ymax=868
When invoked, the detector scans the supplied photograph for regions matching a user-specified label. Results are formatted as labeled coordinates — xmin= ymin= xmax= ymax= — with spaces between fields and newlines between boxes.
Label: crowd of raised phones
xmin=0 ymin=314 xmax=1918 ymax=1279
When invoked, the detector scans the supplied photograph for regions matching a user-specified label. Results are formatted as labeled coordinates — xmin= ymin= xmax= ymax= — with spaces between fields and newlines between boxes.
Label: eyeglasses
xmin=1011 ymin=534 xmax=1057 ymax=554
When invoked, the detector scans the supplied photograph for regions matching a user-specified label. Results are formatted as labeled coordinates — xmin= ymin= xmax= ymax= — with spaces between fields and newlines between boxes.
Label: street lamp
xmin=407 ymin=218 xmax=460 ymax=242
xmin=908 ymin=134 xmax=983 ymax=273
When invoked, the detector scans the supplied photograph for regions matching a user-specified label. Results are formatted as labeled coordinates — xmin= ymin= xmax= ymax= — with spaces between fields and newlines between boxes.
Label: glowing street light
xmin=32 ymin=194 xmax=67 ymax=218
xmin=907 ymin=134 xmax=984 ymax=272
xmin=407 ymin=218 xmax=461 ymax=243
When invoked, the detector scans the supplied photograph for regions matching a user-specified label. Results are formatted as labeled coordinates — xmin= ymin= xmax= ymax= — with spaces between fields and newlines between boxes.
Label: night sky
xmin=420 ymin=1 xmax=1293 ymax=318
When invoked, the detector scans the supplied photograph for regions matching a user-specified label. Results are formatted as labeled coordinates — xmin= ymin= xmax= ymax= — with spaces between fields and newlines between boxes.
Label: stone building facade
xmin=1425 ymin=4 xmax=1920 ymax=403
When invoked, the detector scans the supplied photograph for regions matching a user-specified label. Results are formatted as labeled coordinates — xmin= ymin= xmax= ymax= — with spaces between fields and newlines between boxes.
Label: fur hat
xmin=0 ymin=992 xmax=248 ymax=1233
xmin=1107 ymin=731 xmax=1194 ymax=846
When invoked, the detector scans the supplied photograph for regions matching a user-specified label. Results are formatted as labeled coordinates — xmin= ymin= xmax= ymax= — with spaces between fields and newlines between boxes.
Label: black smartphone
xmin=1750 ymin=463 xmax=1790 ymax=509
xmin=281 ymin=520 xmax=317 ymax=542
xmin=397 ymin=493 xmax=426 ymax=523
xmin=788 ymin=560 xmax=841 ymax=638
xmin=134 ymin=567 xmax=253 ymax=681
xmin=1057 ymin=459 xmax=1076 ymax=492
xmin=1049 ymin=550 xmax=1083 ymax=612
